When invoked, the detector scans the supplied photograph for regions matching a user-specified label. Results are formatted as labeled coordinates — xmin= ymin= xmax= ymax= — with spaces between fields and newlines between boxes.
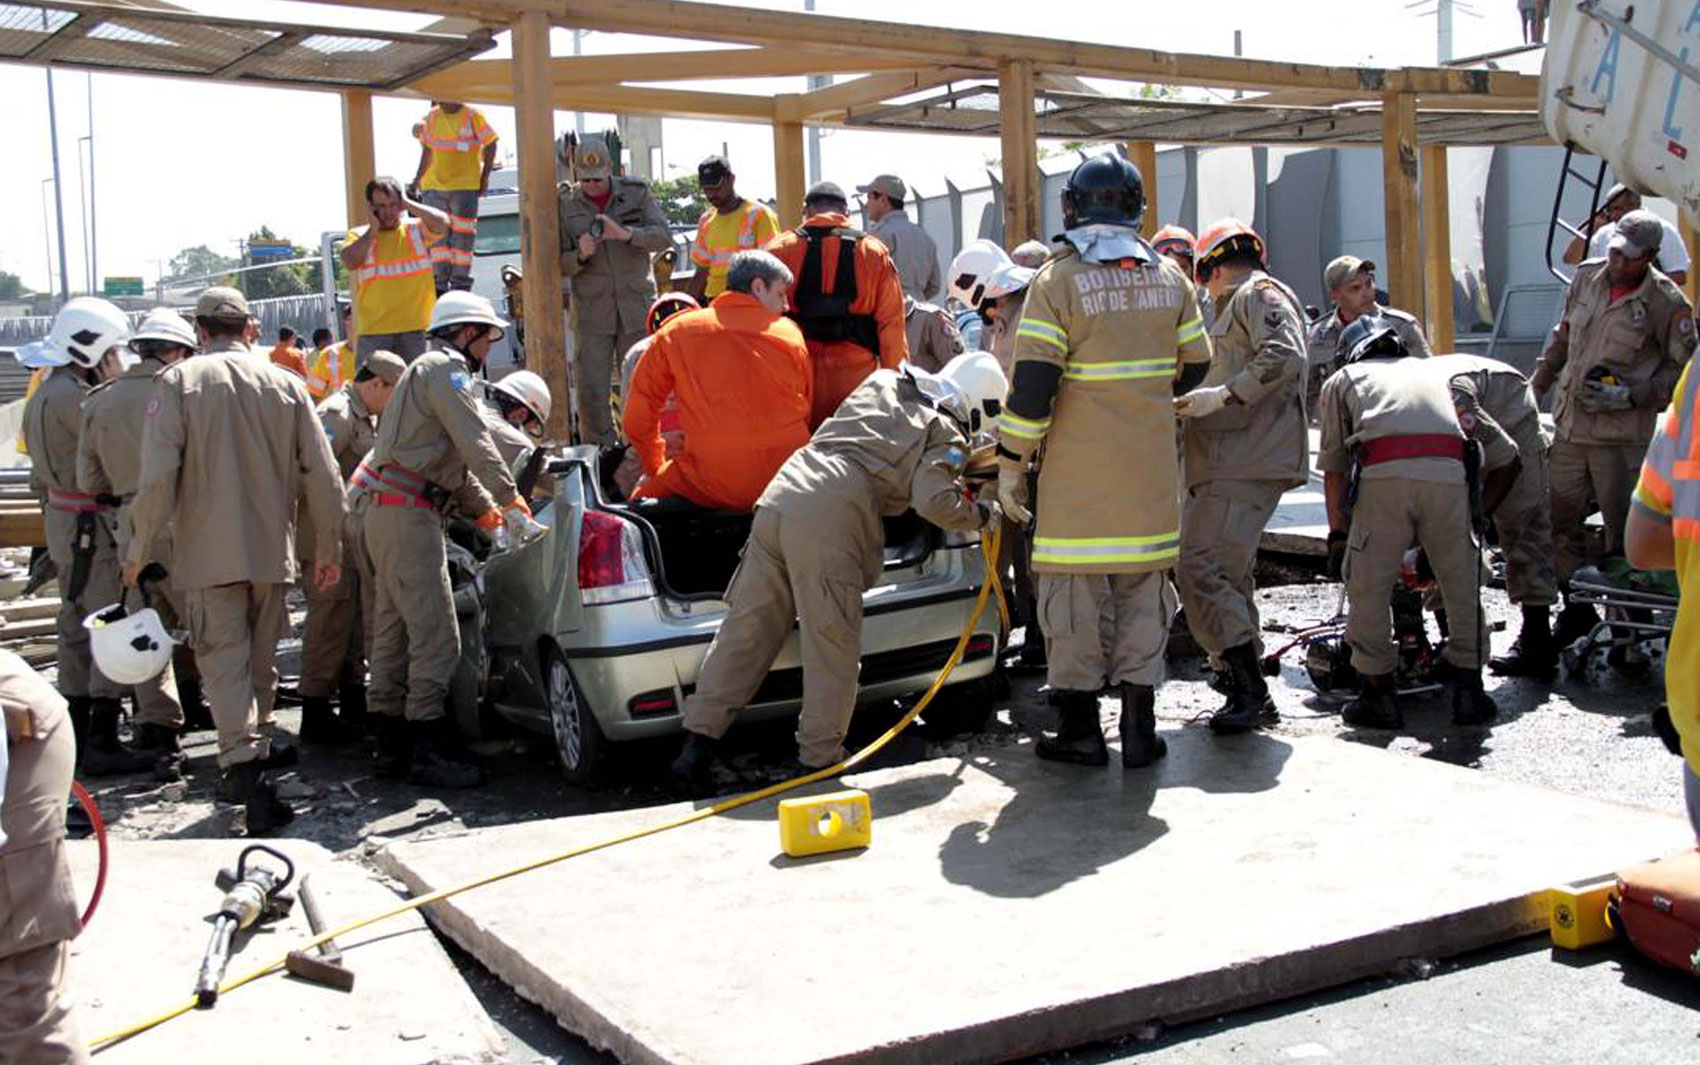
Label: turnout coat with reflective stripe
xmin=1000 ymin=246 xmax=1212 ymax=574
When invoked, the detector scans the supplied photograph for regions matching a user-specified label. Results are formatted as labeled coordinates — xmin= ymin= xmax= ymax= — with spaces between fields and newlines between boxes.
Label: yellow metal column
xmin=1380 ymin=92 xmax=1422 ymax=318
xmin=1419 ymin=144 xmax=1455 ymax=353
xmin=998 ymin=59 xmax=1039 ymax=246
xmin=1127 ymin=141 xmax=1158 ymax=238
xmin=340 ymin=90 xmax=375 ymax=227
xmin=511 ymin=11 xmax=569 ymax=439
xmin=772 ymin=116 xmax=805 ymax=227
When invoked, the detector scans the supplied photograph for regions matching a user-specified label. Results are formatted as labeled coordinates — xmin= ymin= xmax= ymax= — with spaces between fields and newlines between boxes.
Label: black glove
xmin=1327 ymin=530 xmax=1348 ymax=582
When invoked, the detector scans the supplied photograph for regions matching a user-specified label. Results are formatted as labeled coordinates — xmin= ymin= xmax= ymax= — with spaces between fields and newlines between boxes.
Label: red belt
xmin=1358 ymin=434 xmax=1465 ymax=467
xmin=46 ymin=488 xmax=108 ymax=513
xmin=352 ymin=462 xmax=438 ymax=510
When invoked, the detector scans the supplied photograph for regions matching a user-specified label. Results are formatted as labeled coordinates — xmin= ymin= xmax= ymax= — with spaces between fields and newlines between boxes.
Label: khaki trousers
xmin=573 ymin=328 xmax=644 ymax=449
xmin=1548 ymin=439 xmax=1644 ymax=582
xmin=1039 ymin=571 xmax=1172 ymax=692
xmin=0 ymin=942 xmax=87 ymax=1065
xmin=363 ymin=504 xmax=457 ymax=722
xmin=1343 ymin=478 xmax=1483 ymax=677
xmin=1494 ymin=431 xmax=1558 ymax=608
xmin=298 ymin=523 xmax=367 ymax=698
xmin=45 ymin=508 xmax=121 ymax=701
xmin=1176 ymin=479 xmax=1284 ymax=657
xmin=181 ymin=583 xmax=286 ymax=768
xmin=683 ymin=508 xmax=870 ymax=768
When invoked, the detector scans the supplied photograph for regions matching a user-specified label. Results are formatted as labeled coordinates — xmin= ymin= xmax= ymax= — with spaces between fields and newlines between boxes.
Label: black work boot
xmin=1446 ymin=665 xmax=1499 ymax=726
xmin=80 ymin=698 xmax=156 ymax=777
xmin=218 ymin=760 xmax=295 ymax=837
xmin=1489 ymin=605 xmax=1557 ymax=679
xmin=338 ymin=680 xmax=369 ymax=731
xmin=408 ymin=719 xmax=487 ymax=790
xmin=1117 ymin=683 xmax=1167 ymax=768
xmin=669 ymin=731 xmax=721 ymax=795
xmin=135 ymin=722 xmax=186 ymax=782
xmin=1555 ymin=601 xmax=1601 ymax=646
xmin=372 ymin=714 xmax=413 ymax=779
xmin=1208 ymin=643 xmax=1279 ymax=735
xmin=66 ymin=696 xmax=91 ymax=769
xmin=176 ymin=678 xmax=214 ymax=734
xmin=1035 ymin=690 xmax=1109 ymax=766
xmin=298 ymin=695 xmax=347 ymax=745
xmin=1342 ymin=673 xmax=1403 ymax=730
xmin=258 ymin=735 xmax=298 ymax=770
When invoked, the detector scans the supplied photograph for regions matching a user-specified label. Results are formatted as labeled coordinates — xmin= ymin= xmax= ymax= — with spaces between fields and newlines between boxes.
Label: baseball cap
xmin=856 ymin=174 xmax=907 ymax=203
xmin=697 ymin=155 xmax=732 ymax=186
xmin=804 ymin=181 xmax=847 ymax=206
xmin=195 ymin=286 xmax=249 ymax=321
xmin=574 ymin=136 xmax=613 ymax=180
xmin=364 ymin=349 xmax=407 ymax=385
xmin=1608 ymin=210 xmax=1665 ymax=259
xmin=1323 ymin=255 xmax=1375 ymax=292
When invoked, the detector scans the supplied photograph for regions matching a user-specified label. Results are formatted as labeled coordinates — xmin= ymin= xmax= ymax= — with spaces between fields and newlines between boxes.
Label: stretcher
xmin=1559 ymin=560 xmax=1679 ymax=677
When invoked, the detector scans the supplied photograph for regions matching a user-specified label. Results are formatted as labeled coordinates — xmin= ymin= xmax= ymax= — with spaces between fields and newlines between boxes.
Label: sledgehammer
xmin=284 ymin=875 xmax=355 ymax=991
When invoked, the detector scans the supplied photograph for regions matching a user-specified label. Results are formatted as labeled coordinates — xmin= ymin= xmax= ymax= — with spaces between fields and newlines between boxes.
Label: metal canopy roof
xmin=845 ymin=84 xmax=1549 ymax=147
xmin=0 ymin=1 xmax=493 ymax=91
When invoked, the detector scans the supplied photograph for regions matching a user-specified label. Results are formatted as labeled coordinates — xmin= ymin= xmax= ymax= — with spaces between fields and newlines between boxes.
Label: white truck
xmin=1540 ymin=0 xmax=1698 ymax=269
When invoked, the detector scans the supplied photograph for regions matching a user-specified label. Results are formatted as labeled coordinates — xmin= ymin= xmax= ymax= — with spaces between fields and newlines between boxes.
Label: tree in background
xmin=166 ymin=244 xmax=239 ymax=285
xmin=0 ymin=271 xmax=28 ymax=300
xmin=650 ymin=175 xmax=709 ymax=227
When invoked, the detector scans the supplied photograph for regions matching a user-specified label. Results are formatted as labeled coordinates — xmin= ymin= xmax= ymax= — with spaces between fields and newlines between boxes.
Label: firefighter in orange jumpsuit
xmin=623 ymin=250 xmax=814 ymax=511
xmin=764 ymin=181 xmax=908 ymax=427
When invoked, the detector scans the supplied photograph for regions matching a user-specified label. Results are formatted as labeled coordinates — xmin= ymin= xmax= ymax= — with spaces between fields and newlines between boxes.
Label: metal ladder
xmin=1544 ymin=143 xmax=1609 ymax=286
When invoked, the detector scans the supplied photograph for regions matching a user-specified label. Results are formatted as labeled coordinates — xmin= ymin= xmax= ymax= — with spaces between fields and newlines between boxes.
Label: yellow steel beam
xmin=772 ymin=116 xmax=806 ymax=227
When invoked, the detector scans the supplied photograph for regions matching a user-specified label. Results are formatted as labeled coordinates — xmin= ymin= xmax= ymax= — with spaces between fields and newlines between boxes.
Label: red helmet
xmin=1151 ymin=225 xmax=1196 ymax=258
xmin=646 ymin=292 xmax=699 ymax=335
xmin=1195 ymin=218 xmax=1266 ymax=282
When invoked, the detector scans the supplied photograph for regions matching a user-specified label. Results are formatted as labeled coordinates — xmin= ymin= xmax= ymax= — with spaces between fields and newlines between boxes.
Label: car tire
xmin=918 ymin=675 xmax=998 ymax=736
xmin=543 ymin=646 xmax=607 ymax=786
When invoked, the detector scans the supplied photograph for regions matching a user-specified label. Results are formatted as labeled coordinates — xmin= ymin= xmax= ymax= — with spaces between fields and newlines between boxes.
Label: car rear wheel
xmin=544 ymin=646 xmax=607 ymax=786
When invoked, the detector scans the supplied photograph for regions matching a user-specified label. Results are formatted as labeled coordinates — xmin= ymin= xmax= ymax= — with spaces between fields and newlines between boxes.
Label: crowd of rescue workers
xmin=9 ymin=102 xmax=1697 ymax=842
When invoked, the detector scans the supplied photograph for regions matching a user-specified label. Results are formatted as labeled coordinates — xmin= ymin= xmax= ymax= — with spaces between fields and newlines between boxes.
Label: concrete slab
xmin=66 ymin=839 xmax=507 ymax=1065
xmin=376 ymin=731 xmax=1687 ymax=1065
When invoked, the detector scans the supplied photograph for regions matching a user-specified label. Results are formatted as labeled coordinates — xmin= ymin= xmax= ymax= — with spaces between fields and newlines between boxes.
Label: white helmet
xmin=948 ymin=240 xmax=1014 ymax=311
xmin=938 ymin=350 xmax=1008 ymax=425
xmin=490 ymin=369 xmax=552 ymax=427
xmin=47 ymin=297 xmax=131 ymax=369
xmin=129 ymin=308 xmax=197 ymax=353
xmin=985 ymin=262 xmax=1035 ymax=301
xmin=85 ymin=602 xmax=175 ymax=686
xmin=428 ymin=291 xmax=508 ymax=340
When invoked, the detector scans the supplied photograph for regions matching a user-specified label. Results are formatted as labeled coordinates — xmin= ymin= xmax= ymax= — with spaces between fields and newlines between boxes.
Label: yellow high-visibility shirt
xmin=417 ymin=105 xmax=498 ymax=192
xmin=307 ymin=343 xmax=357 ymax=402
xmin=689 ymin=200 xmax=780 ymax=298
xmin=346 ymin=221 xmax=437 ymax=337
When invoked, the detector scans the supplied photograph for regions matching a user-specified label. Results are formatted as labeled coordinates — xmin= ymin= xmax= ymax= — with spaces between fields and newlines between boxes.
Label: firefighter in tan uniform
xmin=669 ymin=354 xmax=1006 ymax=792
xmin=1 ymin=651 xmax=88 ymax=1065
xmin=1437 ymin=354 xmax=1559 ymax=679
xmin=1306 ymin=256 xmax=1433 ymax=416
xmin=353 ymin=292 xmax=543 ymax=790
xmin=77 ymin=309 xmax=202 ymax=781
xmin=125 ymin=287 xmax=346 ymax=835
xmin=557 ymin=136 xmax=672 ymax=446
xmin=22 ymin=298 xmax=153 ymax=779
xmin=1318 ymin=317 xmax=1495 ymax=730
xmin=996 ymin=154 xmax=1213 ymax=769
xmin=297 ymin=351 xmax=404 ymax=743
xmin=902 ymin=295 xmax=964 ymax=373
xmin=1173 ymin=220 xmax=1309 ymax=734
xmin=1531 ymin=211 xmax=1695 ymax=645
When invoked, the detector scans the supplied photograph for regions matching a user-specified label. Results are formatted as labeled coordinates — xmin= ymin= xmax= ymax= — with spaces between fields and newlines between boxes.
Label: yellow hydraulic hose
xmin=92 ymin=526 xmax=1007 ymax=1052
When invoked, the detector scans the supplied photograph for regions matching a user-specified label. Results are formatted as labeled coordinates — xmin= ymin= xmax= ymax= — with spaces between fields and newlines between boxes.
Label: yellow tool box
xmin=778 ymin=789 xmax=872 ymax=858
xmin=1549 ymin=874 xmax=1618 ymax=950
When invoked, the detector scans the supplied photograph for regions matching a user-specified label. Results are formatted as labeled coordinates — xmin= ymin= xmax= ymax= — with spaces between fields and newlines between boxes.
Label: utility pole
xmin=1437 ymin=0 xmax=1454 ymax=63
xmin=804 ymin=0 xmax=827 ymax=184
xmin=86 ymin=73 xmax=97 ymax=294
xmin=44 ymin=63 xmax=70 ymax=304
xmin=573 ymin=30 xmax=587 ymax=136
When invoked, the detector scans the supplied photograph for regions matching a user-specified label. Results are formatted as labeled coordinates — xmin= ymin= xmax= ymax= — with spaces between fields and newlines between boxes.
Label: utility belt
xmin=46 ymin=487 xmax=117 ymax=513
xmin=790 ymin=310 xmax=881 ymax=355
xmin=352 ymin=461 xmax=451 ymax=512
xmin=1355 ymin=434 xmax=1465 ymax=467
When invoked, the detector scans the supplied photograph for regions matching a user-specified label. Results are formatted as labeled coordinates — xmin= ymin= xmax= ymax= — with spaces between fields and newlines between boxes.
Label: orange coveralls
xmin=622 ymin=291 xmax=814 ymax=511
xmin=765 ymin=212 xmax=908 ymax=427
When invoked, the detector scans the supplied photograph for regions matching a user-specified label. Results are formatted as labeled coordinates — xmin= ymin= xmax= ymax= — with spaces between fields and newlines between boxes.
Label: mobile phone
xmin=589 ymin=219 xmax=604 ymax=241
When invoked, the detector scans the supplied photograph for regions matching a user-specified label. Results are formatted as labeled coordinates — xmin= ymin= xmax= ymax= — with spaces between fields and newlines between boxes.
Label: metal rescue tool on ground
xmin=194 ymin=845 xmax=296 ymax=1008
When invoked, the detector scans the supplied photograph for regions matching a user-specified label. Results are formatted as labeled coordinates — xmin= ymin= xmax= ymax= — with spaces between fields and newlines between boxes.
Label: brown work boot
xmin=1035 ymin=690 xmax=1108 ymax=766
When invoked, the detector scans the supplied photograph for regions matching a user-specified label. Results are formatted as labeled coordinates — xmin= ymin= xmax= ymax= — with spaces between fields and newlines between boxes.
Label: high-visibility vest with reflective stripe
xmin=350 ymin=223 xmax=435 ymax=336
xmin=690 ymin=201 xmax=777 ymax=297
xmin=308 ymin=343 xmax=356 ymax=402
xmin=418 ymin=106 xmax=495 ymax=192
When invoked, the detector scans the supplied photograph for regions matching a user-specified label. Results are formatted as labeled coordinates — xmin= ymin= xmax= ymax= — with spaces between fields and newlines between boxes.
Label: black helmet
xmin=1340 ymin=315 xmax=1406 ymax=364
xmin=1062 ymin=152 xmax=1146 ymax=229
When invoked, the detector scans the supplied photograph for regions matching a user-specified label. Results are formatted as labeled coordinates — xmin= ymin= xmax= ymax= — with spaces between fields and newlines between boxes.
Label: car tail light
xmin=578 ymin=509 xmax=654 ymax=605
xmin=965 ymin=633 xmax=995 ymax=660
xmin=627 ymin=689 xmax=678 ymax=718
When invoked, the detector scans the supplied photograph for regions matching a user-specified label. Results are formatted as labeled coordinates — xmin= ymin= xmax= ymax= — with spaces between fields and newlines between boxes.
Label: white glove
xmin=1174 ymin=384 xmax=1231 ymax=419
xmin=503 ymin=504 xmax=549 ymax=546
xmin=997 ymin=462 xmax=1032 ymax=526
